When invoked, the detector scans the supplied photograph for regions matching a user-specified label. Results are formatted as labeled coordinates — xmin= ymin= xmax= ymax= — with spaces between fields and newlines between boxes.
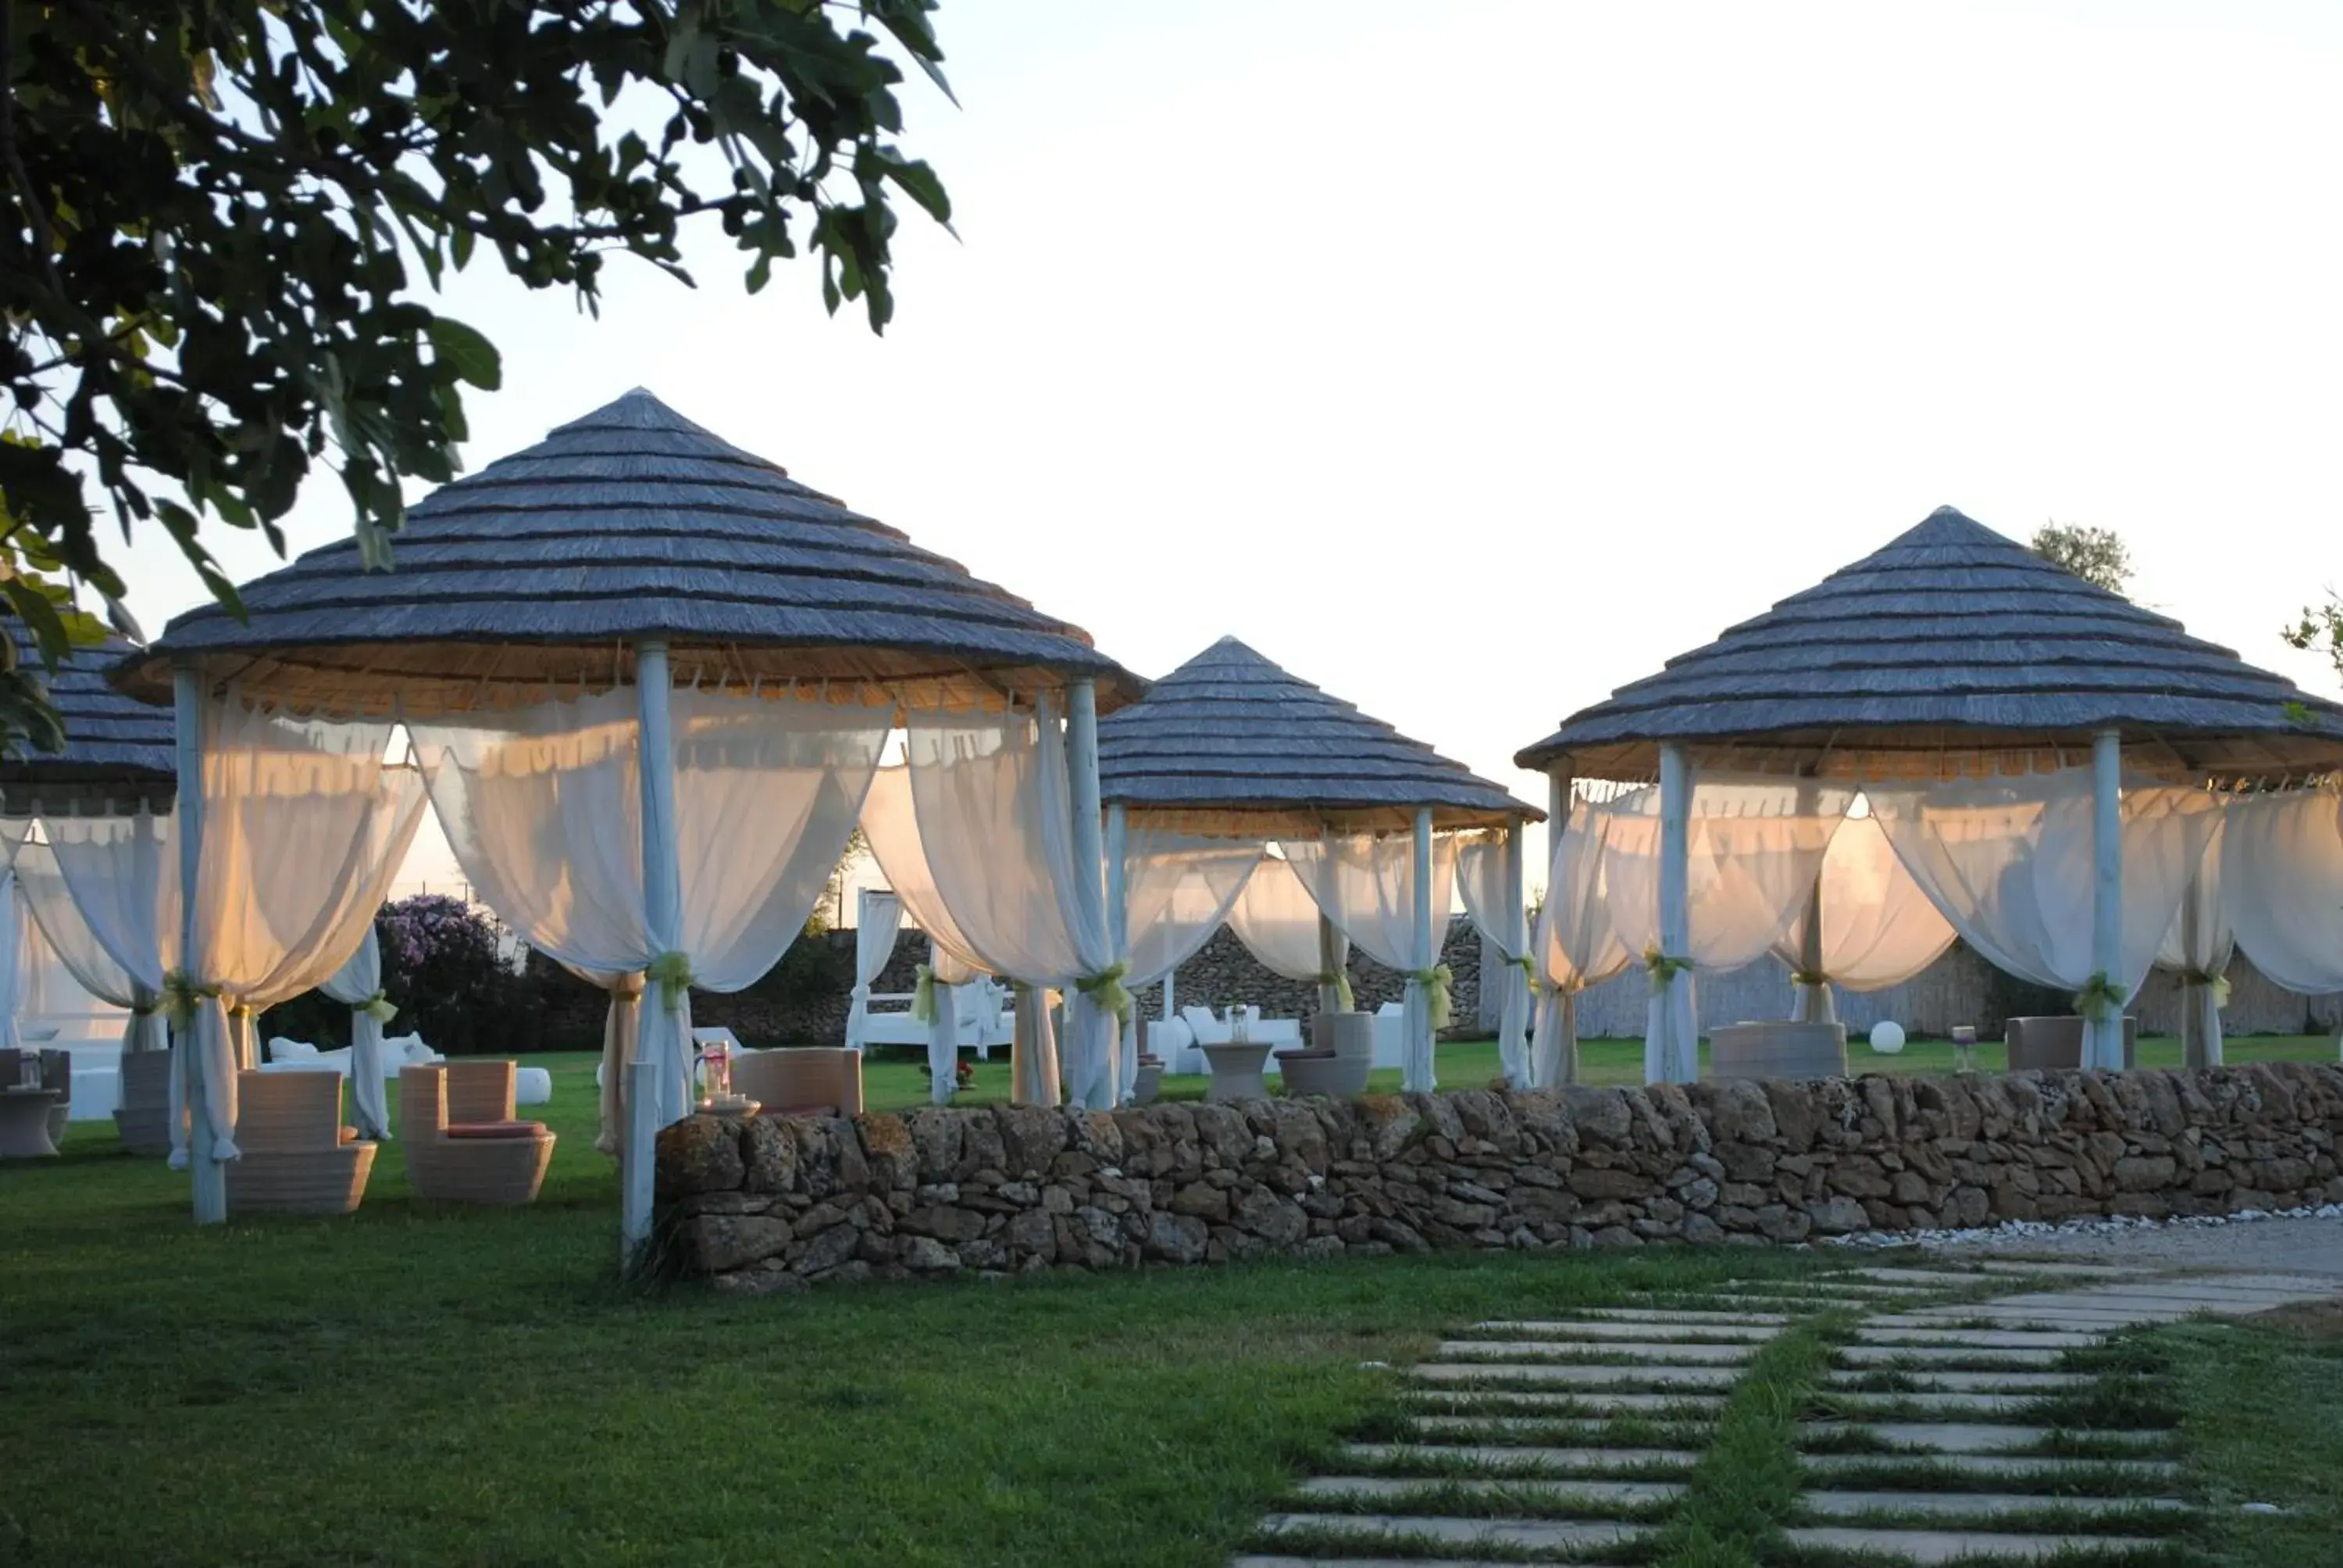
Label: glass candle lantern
xmin=1950 ymin=1026 xmax=1978 ymax=1074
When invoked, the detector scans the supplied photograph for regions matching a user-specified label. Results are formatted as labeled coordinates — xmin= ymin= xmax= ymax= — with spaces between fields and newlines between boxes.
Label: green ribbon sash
xmin=646 ymin=950 xmax=696 ymax=1010
xmin=2072 ymin=970 xmax=2129 ymax=1023
xmin=1074 ymin=962 xmax=1130 ymax=1019
xmin=159 ymin=968 xmax=222 ymax=1030
xmin=911 ymin=964 xmax=938 ymax=1024
xmin=1315 ymin=968 xmax=1356 ymax=1012
xmin=1789 ymin=968 xmax=1830 ymax=989
xmin=358 ymin=989 xmax=398 ymax=1025
xmin=1644 ymin=948 xmax=1693 ymax=994
xmin=2180 ymin=968 xmax=2232 ymax=1008
xmin=1405 ymin=964 xmax=1453 ymax=1030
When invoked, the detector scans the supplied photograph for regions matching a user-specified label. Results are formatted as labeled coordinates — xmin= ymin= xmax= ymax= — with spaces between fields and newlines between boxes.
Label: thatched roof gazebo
xmin=1098 ymin=636 xmax=1542 ymax=1091
xmin=115 ymin=389 xmax=1139 ymax=1242
xmin=3 ymin=623 xmax=175 ymax=813
xmin=1515 ymin=505 xmax=2343 ymax=1082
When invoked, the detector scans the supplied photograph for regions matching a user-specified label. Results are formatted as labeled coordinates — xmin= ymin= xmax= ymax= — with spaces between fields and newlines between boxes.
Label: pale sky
xmin=105 ymin=1 xmax=2343 ymax=900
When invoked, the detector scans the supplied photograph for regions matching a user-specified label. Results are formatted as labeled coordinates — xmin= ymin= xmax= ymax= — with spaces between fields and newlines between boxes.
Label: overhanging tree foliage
xmin=0 ymin=0 xmax=950 ymax=751
xmin=2030 ymin=522 xmax=2131 ymax=597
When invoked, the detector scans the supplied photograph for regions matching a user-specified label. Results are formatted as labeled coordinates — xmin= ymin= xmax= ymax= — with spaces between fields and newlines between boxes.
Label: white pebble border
xmin=1821 ymin=1201 xmax=2343 ymax=1251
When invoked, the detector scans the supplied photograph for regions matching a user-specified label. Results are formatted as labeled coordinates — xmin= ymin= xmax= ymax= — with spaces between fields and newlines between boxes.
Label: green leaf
xmin=426 ymin=316 xmax=502 ymax=390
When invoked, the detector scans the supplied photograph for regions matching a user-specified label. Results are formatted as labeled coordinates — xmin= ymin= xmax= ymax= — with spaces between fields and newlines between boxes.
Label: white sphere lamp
xmin=1868 ymin=1020 xmax=1906 ymax=1054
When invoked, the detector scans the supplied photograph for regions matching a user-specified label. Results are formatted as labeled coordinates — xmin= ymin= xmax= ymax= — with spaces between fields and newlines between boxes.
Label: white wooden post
xmin=2088 ymin=727 xmax=2125 ymax=1071
xmin=1502 ymin=816 xmax=1529 ymax=1086
xmin=1104 ymin=800 xmax=1132 ymax=1102
xmin=2177 ymin=885 xmax=2204 ymax=1069
xmin=623 ymin=639 xmax=683 ymax=1260
xmin=1407 ymin=804 xmax=1436 ymax=1092
xmin=1540 ymin=767 xmax=1575 ymax=1089
xmin=1793 ymin=777 xmax=1832 ymax=1025
xmin=1162 ymin=965 xmax=1176 ymax=1021
xmin=173 ymin=665 xmax=226 ymax=1225
xmin=1316 ymin=912 xmax=1346 ymax=1017
xmin=1065 ymin=680 xmax=1114 ymax=1108
xmin=1657 ymin=743 xmax=1695 ymax=1084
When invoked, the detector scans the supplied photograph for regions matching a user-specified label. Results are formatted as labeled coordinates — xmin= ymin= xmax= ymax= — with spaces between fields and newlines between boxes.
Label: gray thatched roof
xmin=1517 ymin=506 xmax=2343 ymax=782
xmin=2 ymin=621 xmax=175 ymax=811
xmin=1099 ymin=636 xmax=1539 ymax=832
xmin=117 ymin=389 xmax=1138 ymax=715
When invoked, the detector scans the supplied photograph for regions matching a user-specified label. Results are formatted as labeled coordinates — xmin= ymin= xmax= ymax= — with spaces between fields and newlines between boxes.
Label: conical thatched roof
xmin=117 ymin=389 xmax=1138 ymax=716
xmin=1099 ymin=636 xmax=1539 ymax=833
xmin=2 ymin=621 xmax=175 ymax=811
xmin=1517 ymin=506 xmax=2343 ymax=782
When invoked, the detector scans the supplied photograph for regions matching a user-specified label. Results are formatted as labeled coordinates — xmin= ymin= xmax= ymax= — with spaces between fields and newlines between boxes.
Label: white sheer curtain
xmin=904 ymin=697 xmax=1116 ymax=1108
xmin=1869 ymin=772 xmax=2220 ymax=1046
xmin=861 ymin=764 xmax=1000 ymax=1104
xmin=1457 ymin=832 xmax=1532 ymax=1088
xmin=179 ymin=698 xmax=426 ymax=1167
xmin=1771 ymin=812 xmax=1957 ymax=1017
xmin=1600 ymin=779 xmax=1849 ymax=1082
xmin=42 ymin=809 xmax=175 ymax=1074
xmin=1227 ymin=854 xmax=1339 ymax=985
xmin=11 ymin=837 xmax=157 ymax=1056
xmin=845 ymin=889 xmax=903 ymax=1052
xmin=1119 ymin=830 xmax=1258 ymax=1091
xmin=1530 ymin=801 xmax=1634 ymax=1089
xmin=2156 ymin=809 xmax=2233 ymax=1067
xmin=2221 ymin=789 xmax=2343 ymax=999
xmin=1281 ymin=829 xmax=1457 ymax=1092
xmin=415 ymin=686 xmax=886 ymax=1149
xmin=318 ymin=926 xmax=396 ymax=1139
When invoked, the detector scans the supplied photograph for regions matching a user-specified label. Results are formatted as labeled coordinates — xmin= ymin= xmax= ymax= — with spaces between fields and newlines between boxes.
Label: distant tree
xmin=2031 ymin=523 xmax=2132 ymax=596
xmin=2283 ymin=596 xmax=2343 ymax=686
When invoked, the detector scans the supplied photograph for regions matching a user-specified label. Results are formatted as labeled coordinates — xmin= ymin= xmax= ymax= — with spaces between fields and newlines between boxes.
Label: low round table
xmin=1200 ymin=1042 xmax=1271 ymax=1103
xmin=0 ymin=1088 xmax=62 ymax=1159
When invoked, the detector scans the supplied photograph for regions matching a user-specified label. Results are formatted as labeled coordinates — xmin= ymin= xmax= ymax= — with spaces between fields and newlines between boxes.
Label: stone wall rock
xmin=656 ymin=1061 xmax=2343 ymax=1291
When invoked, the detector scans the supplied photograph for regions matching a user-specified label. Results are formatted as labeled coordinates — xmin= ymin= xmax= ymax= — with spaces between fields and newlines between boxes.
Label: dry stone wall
xmin=656 ymin=1061 xmax=2343 ymax=1292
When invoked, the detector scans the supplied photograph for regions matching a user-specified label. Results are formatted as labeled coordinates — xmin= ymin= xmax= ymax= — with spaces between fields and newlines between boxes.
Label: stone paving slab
xmin=1254 ymin=1513 xmax=1649 ymax=1551
xmin=1233 ymin=1559 xmax=1635 ymax=1568
xmin=1521 ymin=1307 xmax=1792 ymax=1325
xmin=1805 ymin=1422 xmax=2173 ymax=1454
xmin=1992 ymin=1288 xmax=2330 ymax=1314
xmin=1838 ymin=1344 xmax=2067 ymax=1367
xmin=1850 ymin=1268 xmax=2009 ymax=1287
xmin=1341 ymin=1443 xmax=1700 ymax=1474
xmin=1821 ymin=1392 xmax=2046 ymax=1416
xmin=1295 ymin=1475 xmax=1684 ymax=1506
xmin=1800 ymin=1450 xmax=2182 ymax=1481
xmin=1870 ymin=1310 xmax=2188 ymax=1329
xmin=1401 ymin=1389 xmax=1727 ymax=1415
xmin=1823 ymin=1369 xmax=2088 ymax=1392
xmin=1970 ymin=1260 xmax=2154 ymax=1278
xmin=1800 ymin=1488 xmax=2190 ymax=1519
xmin=1781 ymin=1526 xmax=2170 ymax=1563
xmin=1436 ymin=1339 xmax=1755 ymax=1363
xmin=1410 ymin=1362 xmax=1739 ymax=1388
xmin=1852 ymin=1328 xmax=2102 ymax=1349
xmin=1460 ymin=1319 xmax=1781 ymax=1340
xmin=1406 ymin=1414 xmax=1717 ymax=1440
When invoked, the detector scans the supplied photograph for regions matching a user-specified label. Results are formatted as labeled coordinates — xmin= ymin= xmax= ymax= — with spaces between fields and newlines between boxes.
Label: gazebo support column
xmin=1407 ymin=805 xmax=1436 ymax=1092
xmin=1502 ymin=817 xmax=1528 ymax=1087
xmin=1066 ymin=679 xmax=1114 ymax=1110
xmin=1793 ymin=777 xmax=1833 ymax=1025
xmin=1315 ymin=913 xmax=1346 ymax=1017
xmin=1542 ymin=767 xmax=1574 ymax=1089
xmin=2087 ymin=727 xmax=2126 ymax=1071
xmin=1654 ymin=743 xmax=1696 ymax=1085
xmin=623 ymin=638 xmax=685 ymax=1261
xmin=173 ymin=664 xmax=226 ymax=1226
xmin=1104 ymin=800 xmax=1131 ymax=1103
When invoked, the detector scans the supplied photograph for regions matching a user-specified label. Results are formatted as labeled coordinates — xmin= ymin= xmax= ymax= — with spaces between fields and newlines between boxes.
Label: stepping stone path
xmin=1233 ymin=1260 xmax=2343 ymax=1566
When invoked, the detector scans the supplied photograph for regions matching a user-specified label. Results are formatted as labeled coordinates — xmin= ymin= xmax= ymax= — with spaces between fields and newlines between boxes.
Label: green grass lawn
xmin=0 ymin=1058 xmax=1835 ymax=1567
xmin=5 ymin=1035 xmax=2336 ymax=1565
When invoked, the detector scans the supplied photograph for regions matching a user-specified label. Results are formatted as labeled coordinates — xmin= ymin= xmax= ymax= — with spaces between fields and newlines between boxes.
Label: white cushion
xmin=268 ymin=1037 xmax=319 ymax=1060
